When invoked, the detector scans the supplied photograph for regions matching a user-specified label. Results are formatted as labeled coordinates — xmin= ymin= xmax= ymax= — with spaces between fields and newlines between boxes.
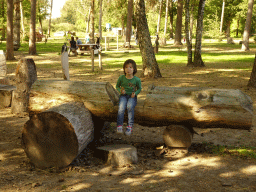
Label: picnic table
xmin=77 ymin=44 xmax=99 ymax=55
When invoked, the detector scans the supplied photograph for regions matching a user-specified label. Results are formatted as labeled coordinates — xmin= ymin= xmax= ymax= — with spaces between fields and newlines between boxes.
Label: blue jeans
xmin=117 ymin=94 xmax=137 ymax=127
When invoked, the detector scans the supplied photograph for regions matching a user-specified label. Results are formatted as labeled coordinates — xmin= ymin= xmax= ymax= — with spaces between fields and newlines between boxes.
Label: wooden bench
xmin=77 ymin=44 xmax=99 ymax=55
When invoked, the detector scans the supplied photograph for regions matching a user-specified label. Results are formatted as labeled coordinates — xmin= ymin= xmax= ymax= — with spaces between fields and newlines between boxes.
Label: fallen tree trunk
xmin=22 ymin=102 xmax=94 ymax=169
xmin=141 ymin=87 xmax=253 ymax=129
xmin=29 ymin=80 xmax=119 ymax=119
xmin=29 ymin=80 xmax=253 ymax=130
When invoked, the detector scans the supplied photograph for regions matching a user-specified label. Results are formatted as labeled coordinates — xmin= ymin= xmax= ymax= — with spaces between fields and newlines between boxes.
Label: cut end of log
xmin=163 ymin=125 xmax=193 ymax=148
xmin=22 ymin=112 xmax=78 ymax=168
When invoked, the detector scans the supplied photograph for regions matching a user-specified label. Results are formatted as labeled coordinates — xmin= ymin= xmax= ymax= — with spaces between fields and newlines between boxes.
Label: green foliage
xmin=204 ymin=142 xmax=256 ymax=159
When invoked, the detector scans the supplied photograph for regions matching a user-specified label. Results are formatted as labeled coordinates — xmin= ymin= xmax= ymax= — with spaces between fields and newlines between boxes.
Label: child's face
xmin=125 ymin=63 xmax=134 ymax=75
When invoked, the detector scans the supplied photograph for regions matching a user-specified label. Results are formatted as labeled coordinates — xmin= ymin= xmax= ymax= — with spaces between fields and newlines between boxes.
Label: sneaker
xmin=117 ymin=125 xmax=123 ymax=134
xmin=125 ymin=126 xmax=133 ymax=136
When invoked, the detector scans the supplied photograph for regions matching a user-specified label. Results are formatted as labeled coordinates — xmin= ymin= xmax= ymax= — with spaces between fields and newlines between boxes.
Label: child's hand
xmin=121 ymin=87 xmax=126 ymax=94
xmin=131 ymin=92 xmax=135 ymax=98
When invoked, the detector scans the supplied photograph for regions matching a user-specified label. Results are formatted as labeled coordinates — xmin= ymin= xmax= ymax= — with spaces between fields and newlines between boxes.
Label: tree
xmin=164 ymin=0 xmax=169 ymax=37
xmin=126 ymin=0 xmax=133 ymax=47
xmin=99 ymin=0 xmax=102 ymax=39
xmin=193 ymin=0 xmax=206 ymax=67
xmin=248 ymin=54 xmax=256 ymax=87
xmin=29 ymin=0 xmax=37 ymax=55
xmin=174 ymin=0 xmax=183 ymax=45
xmin=89 ymin=0 xmax=94 ymax=44
xmin=13 ymin=0 xmax=21 ymax=49
xmin=6 ymin=0 xmax=15 ymax=60
xmin=241 ymin=0 xmax=254 ymax=51
xmin=168 ymin=0 xmax=174 ymax=38
xmin=135 ymin=0 xmax=162 ymax=78
xmin=1 ymin=0 xmax=6 ymax=40
xmin=156 ymin=0 xmax=163 ymax=34
xmin=48 ymin=0 xmax=53 ymax=36
xmin=220 ymin=0 xmax=225 ymax=34
xmin=185 ymin=0 xmax=192 ymax=65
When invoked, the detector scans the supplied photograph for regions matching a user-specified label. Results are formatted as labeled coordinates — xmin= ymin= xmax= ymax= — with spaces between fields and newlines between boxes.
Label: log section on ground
xmin=22 ymin=102 xmax=94 ymax=168
xmin=29 ymin=80 xmax=120 ymax=120
xmin=29 ymin=81 xmax=253 ymax=130
xmin=142 ymin=87 xmax=253 ymax=129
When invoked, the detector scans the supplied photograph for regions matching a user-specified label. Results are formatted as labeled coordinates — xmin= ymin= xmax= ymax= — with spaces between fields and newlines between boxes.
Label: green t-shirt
xmin=116 ymin=75 xmax=142 ymax=96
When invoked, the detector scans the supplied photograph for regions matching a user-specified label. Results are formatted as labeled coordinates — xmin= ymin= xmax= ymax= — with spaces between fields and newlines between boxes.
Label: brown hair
xmin=123 ymin=59 xmax=137 ymax=75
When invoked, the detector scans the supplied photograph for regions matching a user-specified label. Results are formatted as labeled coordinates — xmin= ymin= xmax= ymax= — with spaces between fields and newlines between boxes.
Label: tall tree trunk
xmin=220 ymin=0 xmax=225 ymax=34
xmin=1 ymin=0 xmax=6 ymax=40
xmin=13 ymin=0 xmax=21 ymax=50
xmin=174 ymin=0 xmax=183 ymax=45
xmin=122 ymin=15 xmax=125 ymax=36
xmin=226 ymin=20 xmax=230 ymax=38
xmin=126 ymin=0 xmax=133 ymax=47
xmin=236 ymin=15 xmax=240 ymax=37
xmin=193 ymin=0 xmax=206 ymax=67
xmin=48 ymin=0 xmax=53 ymax=37
xmin=185 ymin=0 xmax=193 ymax=66
xmin=157 ymin=0 xmax=163 ymax=34
xmin=248 ymin=54 xmax=256 ymax=87
xmin=99 ymin=0 xmax=102 ymax=40
xmin=168 ymin=0 xmax=174 ymax=38
xmin=89 ymin=0 xmax=94 ymax=43
xmin=164 ymin=0 xmax=169 ymax=36
xmin=241 ymin=0 xmax=254 ymax=51
xmin=20 ymin=1 xmax=25 ymax=40
xmin=29 ymin=0 xmax=37 ymax=55
xmin=6 ymin=0 xmax=15 ymax=60
xmin=190 ymin=3 xmax=194 ymax=39
xmin=86 ymin=6 xmax=91 ymax=34
xmin=135 ymin=0 xmax=162 ymax=78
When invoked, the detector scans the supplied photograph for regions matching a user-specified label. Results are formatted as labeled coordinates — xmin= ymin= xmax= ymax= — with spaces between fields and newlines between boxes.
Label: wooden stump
xmin=0 ymin=85 xmax=16 ymax=108
xmin=22 ymin=102 xmax=94 ymax=169
xmin=163 ymin=125 xmax=193 ymax=148
xmin=11 ymin=58 xmax=37 ymax=115
xmin=61 ymin=51 xmax=70 ymax=80
xmin=0 ymin=50 xmax=7 ymax=78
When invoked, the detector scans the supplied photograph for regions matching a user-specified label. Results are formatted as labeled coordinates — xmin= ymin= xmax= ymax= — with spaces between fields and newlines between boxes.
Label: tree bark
xmin=168 ymin=0 xmax=174 ymax=39
xmin=6 ymin=0 xmax=15 ymax=60
xmin=164 ymin=0 xmax=169 ymax=37
xmin=1 ymin=0 xmax=6 ymax=40
xmin=193 ymin=0 xmax=206 ymax=67
xmin=20 ymin=1 xmax=25 ymax=40
xmin=247 ymin=54 xmax=256 ymax=87
xmin=135 ymin=0 xmax=162 ymax=78
xmin=99 ymin=0 xmax=102 ymax=40
xmin=11 ymin=58 xmax=37 ymax=115
xmin=126 ymin=0 xmax=133 ymax=47
xmin=220 ymin=0 xmax=225 ymax=34
xmin=89 ymin=0 xmax=94 ymax=44
xmin=22 ymin=102 xmax=94 ymax=168
xmin=157 ymin=0 xmax=163 ymax=34
xmin=241 ymin=0 xmax=254 ymax=51
xmin=185 ymin=0 xmax=193 ymax=66
xmin=29 ymin=0 xmax=37 ymax=55
xmin=86 ymin=6 xmax=91 ymax=34
xmin=174 ymin=0 xmax=183 ymax=45
xmin=13 ymin=0 xmax=21 ymax=51
xmin=48 ymin=0 xmax=53 ymax=37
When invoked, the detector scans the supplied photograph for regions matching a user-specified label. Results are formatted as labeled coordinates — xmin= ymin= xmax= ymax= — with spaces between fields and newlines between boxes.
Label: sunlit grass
xmin=204 ymin=142 xmax=256 ymax=159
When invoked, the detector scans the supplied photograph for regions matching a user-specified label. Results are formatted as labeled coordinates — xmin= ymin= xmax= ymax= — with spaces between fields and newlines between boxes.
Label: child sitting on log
xmin=116 ymin=59 xmax=142 ymax=136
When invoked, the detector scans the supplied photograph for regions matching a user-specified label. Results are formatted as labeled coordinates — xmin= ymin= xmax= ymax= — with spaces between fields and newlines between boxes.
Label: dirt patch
xmin=1 ymin=50 xmax=256 ymax=191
